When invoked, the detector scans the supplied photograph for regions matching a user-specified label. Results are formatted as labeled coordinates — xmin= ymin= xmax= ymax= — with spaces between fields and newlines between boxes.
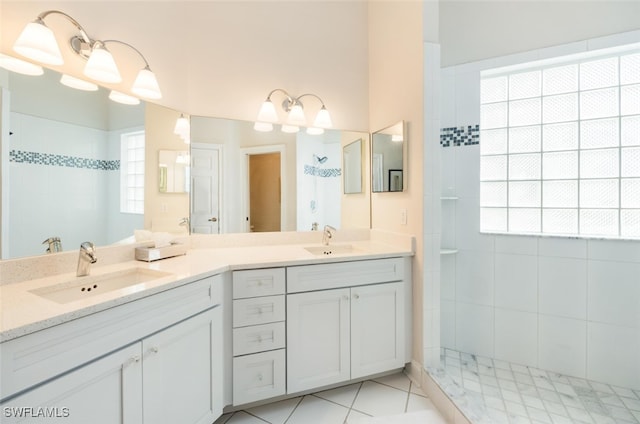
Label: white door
xmin=286 ymin=288 xmax=350 ymax=393
xmin=351 ymin=282 xmax=404 ymax=379
xmin=143 ymin=307 xmax=222 ymax=424
xmin=191 ymin=145 xmax=221 ymax=234
xmin=0 ymin=343 xmax=143 ymax=424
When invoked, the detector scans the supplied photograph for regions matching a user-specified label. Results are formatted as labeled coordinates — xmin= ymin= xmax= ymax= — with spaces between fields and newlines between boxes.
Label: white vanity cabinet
xmin=0 ymin=343 xmax=143 ymax=424
xmin=231 ymin=268 xmax=287 ymax=406
xmin=0 ymin=275 xmax=223 ymax=424
xmin=286 ymin=258 xmax=407 ymax=394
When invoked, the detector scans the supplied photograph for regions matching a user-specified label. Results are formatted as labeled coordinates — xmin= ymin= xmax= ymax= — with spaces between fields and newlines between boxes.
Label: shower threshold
xmin=427 ymin=349 xmax=640 ymax=424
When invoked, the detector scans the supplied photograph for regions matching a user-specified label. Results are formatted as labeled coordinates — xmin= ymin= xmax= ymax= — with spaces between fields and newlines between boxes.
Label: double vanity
xmin=0 ymin=231 xmax=413 ymax=424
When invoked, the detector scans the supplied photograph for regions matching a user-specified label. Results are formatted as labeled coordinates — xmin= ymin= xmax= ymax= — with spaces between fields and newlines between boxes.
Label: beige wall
xmin=368 ymin=1 xmax=424 ymax=364
xmin=0 ymin=1 xmax=370 ymax=131
xmin=144 ymin=103 xmax=190 ymax=233
xmin=440 ymin=0 xmax=640 ymax=66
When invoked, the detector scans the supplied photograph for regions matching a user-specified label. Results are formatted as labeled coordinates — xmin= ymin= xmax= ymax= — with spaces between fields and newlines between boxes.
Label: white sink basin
xmin=30 ymin=268 xmax=173 ymax=304
xmin=304 ymin=244 xmax=356 ymax=256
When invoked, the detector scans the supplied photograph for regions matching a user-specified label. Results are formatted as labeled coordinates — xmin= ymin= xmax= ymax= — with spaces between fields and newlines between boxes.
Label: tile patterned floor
xmin=428 ymin=348 xmax=640 ymax=424
xmin=214 ymin=372 xmax=447 ymax=424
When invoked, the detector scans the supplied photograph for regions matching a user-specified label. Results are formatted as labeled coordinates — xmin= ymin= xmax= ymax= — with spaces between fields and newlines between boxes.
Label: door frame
xmin=240 ymin=145 xmax=286 ymax=233
xmin=1 ymin=88 xmax=10 ymax=259
xmin=191 ymin=143 xmax=224 ymax=234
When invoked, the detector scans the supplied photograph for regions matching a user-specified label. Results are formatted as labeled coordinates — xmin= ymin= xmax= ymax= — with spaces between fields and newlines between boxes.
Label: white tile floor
xmin=215 ymin=372 xmax=448 ymax=424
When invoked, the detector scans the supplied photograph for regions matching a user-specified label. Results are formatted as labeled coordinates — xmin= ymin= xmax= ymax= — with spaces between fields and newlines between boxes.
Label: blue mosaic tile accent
xmin=441 ymin=124 xmax=480 ymax=147
xmin=304 ymin=164 xmax=341 ymax=178
xmin=9 ymin=150 xmax=120 ymax=171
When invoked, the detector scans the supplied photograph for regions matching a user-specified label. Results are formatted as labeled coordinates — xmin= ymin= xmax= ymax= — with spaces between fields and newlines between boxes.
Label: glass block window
xmin=480 ymin=47 xmax=640 ymax=239
xmin=120 ymin=131 xmax=145 ymax=214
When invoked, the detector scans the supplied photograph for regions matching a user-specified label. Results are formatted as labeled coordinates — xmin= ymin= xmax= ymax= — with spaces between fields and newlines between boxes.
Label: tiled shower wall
xmin=8 ymin=112 xmax=142 ymax=258
xmin=439 ymin=31 xmax=640 ymax=390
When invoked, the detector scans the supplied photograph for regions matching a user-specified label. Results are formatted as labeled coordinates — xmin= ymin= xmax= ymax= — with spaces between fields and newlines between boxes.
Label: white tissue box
xmin=135 ymin=243 xmax=187 ymax=262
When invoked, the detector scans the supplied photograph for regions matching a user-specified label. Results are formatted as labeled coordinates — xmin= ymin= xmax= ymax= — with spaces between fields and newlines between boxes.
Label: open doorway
xmin=240 ymin=145 xmax=287 ymax=233
xmin=249 ymin=152 xmax=281 ymax=232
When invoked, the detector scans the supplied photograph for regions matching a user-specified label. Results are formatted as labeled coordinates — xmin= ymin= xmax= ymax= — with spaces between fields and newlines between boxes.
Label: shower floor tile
xmin=428 ymin=349 xmax=640 ymax=424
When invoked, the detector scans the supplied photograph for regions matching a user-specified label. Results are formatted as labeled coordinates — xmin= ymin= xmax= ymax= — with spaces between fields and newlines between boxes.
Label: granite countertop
xmin=0 ymin=240 xmax=413 ymax=343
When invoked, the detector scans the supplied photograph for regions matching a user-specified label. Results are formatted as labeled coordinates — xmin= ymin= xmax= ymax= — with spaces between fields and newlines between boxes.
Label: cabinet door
xmin=0 ymin=343 xmax=142 ymax=424
xmin=351 ymin=282 xmax=404 ymax=379
xmin=142 ymin=307 xmax=222 ymax=424
xmin=287 ymin=288 xmax=350 ymax=393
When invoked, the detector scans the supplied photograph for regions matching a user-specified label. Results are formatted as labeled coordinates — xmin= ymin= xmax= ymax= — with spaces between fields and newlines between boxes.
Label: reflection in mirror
xmin=343 ymin=138 xmax=363 ymax=194
xmin=372 ymin=121 xmax=406 ymax=192
xmin=190 ymin=116 xmax=371 ymax=234
xmin=158 ymin=150 xmax=190 ymax=193
xmin=1 ymin=66 xmax=146 ymax=259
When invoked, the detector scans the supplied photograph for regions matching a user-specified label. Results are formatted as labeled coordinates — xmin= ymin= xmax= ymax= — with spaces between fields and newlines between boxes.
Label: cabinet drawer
xmin=233 ymin=295 xmax=285 ymax=328
xmin=233 ymin=322 xmax=285 ymax=356
xmin=287 ymin=258 xmax=404 ymax=293
xmin=233 ymin=349 xmax=285 ymax=406
xmin=233 ymin=268 xmax=285 ymax=299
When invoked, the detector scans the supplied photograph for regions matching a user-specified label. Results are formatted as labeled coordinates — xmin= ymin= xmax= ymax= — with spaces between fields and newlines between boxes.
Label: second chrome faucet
xmin=77 ymin=242 xmax=97 ymax=277
xmin=322 ymin=225 xmax=336 ymax=246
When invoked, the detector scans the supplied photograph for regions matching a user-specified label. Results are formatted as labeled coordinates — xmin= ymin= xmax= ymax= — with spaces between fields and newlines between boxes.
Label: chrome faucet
xmin=322 ymin=225 xmax=336 ymax=246
xmin=42 ymin=237 xmax=62 ymax=254
xmin=179 ymin=217 xmax=190 ymax=228
xmin=77 ymin=242 xmax=97 ymax=277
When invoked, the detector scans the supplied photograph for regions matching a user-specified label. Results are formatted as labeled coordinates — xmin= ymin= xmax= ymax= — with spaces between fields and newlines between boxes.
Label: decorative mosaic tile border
xmin=441 ymin=125 xmax=480 ymax=147
xmin=10 ymin=150 xmax=120 ymax=171
xmin=304 ymin=164 xmax=341 ymax=178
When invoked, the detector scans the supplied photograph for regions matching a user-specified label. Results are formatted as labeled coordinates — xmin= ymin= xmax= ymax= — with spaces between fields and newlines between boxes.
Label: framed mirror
xmin=343 ymin=138 xmax=363 ymax=194
xmin=158 ymin=150 xmax=190 ymax=193
xmin=371 ymin=121 xmax=406 ymax=193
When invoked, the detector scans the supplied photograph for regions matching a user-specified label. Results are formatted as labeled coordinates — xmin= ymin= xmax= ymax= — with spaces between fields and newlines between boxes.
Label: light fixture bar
xmin=254 ymin=88 xmax=332 ymax=134
xmin=12 ymin=10 xmax=161 ymax=99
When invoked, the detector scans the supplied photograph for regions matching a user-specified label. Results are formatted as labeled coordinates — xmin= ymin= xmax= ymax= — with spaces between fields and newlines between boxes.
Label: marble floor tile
xmin=429 ymin=348 xmax=640 ymax=424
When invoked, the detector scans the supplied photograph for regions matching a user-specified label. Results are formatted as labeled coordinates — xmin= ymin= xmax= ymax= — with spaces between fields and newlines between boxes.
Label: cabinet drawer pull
xmin=257 ymin=374 xmax=263 ymax=381
xmin=353 ymin=294 xmax=359 ymax=299
xmin=123 ymin=355 xmax=140 ymax=368
xmin=343 ymin=295 xmax=349 ymax=301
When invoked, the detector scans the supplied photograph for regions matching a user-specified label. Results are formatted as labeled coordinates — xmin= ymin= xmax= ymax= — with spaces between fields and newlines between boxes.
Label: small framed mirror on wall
xmin=343 ymin=138 xmax=363 ymax=194
xmin=158 ymin=150 xmax=190 ymax=193
xmin=371 ymin=121 xmax=406 ymax=192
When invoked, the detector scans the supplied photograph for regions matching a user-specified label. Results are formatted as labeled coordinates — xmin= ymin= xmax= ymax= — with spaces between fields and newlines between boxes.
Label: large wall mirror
xmin=0 ymin=65 xmax=371 ymax=259
xmin=372 ymin=121 xmax=406 ymax=192
xmin=190 ymin=116 xmax=371 ymax=234
xmin=0 ymin=66 xmax=189 ymax=259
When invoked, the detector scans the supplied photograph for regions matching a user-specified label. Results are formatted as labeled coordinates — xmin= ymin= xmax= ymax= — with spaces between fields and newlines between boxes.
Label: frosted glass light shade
xmin=84 ymin=44 xmax=121 ymax=83
xmin=257 ymin=99 xmax=278 ymax=123
xmin=254 ymin=122 xmax=273 ymax=132
xmin=306 ymin=127 xmax=324 ymax=135
xmin=0 ymin=54 xmax=43 ymax=76
xmin=109 ymin=90 xmax=140 ymax=105
xmin=60 ymin=74 xmax=98 ymax=91
xmin=281 ymin=124 xmax=300 ymax=133
xmin=174 ymin=115 xmax=190 ymax=139
xmin=132 ymin=67 xmax=161 ymax=99
xmin=287 ymin=103 xmax=306 ymax=126
xmin=13 ymin=20 xmax=63 ymax=66
xmin=313 ymin=106 xmax=333 ymax=128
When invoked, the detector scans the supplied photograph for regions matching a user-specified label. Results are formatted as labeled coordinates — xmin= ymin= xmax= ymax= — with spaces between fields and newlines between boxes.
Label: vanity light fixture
xmin=254 ymin=88 xmax=332 ymax=135
xmin=12 ymin=10 xmax=162 ymax=100
xmin=0 ymin=53 xmax=43 ymax=76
